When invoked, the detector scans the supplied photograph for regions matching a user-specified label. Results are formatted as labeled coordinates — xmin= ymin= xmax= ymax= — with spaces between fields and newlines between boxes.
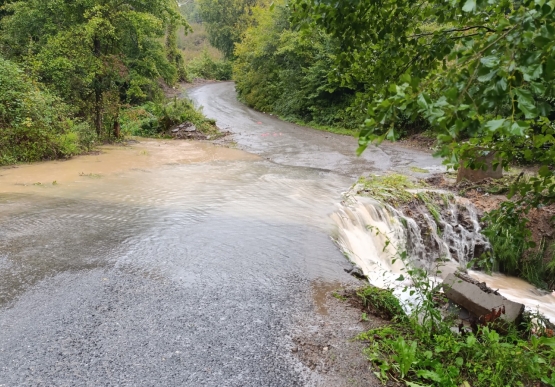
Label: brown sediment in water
xmin=0 ymin=139 xmax=259 ymax=194
xmin=468 ymin=270 xmax=555 ymax=323
xmin=311 ymin=281 xmax=342 ymax=316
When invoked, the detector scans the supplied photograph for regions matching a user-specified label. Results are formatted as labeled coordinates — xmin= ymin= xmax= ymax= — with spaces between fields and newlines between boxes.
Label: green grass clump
xmin=355 ymin=174 xmax=422 ymax=205
xmin=360 ymin=323 xmax=555 ymax=386
xmin=357 ymin=286 xmax=406 ymax=321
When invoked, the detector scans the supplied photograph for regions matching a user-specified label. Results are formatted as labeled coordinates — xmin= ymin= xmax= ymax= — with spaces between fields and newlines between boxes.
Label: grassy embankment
xmin=345 ymin=174 xmax=555 ymax=387
xmin=351 ymin=285 xmax=555 ymax=387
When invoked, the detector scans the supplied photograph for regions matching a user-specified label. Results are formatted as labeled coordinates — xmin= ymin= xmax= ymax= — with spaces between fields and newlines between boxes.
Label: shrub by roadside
xmin=120 ymin=97 xmax=221 ymax=138
xmin=0 ymin=57 xmax=94 ymax=165
xmin=186 ymin=50 xmax=232 ymax=81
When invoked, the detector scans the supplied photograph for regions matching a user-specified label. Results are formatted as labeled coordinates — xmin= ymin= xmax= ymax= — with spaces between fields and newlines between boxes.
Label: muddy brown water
xmin=0 ymin=83 xmax=444 ymax=386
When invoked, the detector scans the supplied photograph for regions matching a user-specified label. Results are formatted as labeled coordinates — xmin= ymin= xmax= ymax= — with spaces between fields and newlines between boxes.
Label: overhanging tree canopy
xmin=292 ymin=0 xmax=555 ymax=205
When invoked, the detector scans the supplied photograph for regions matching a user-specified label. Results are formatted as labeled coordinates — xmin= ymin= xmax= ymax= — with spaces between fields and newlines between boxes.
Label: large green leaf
xmin=462 ymin=0 xmax=476 ymax=12
xmin=514 ymin=88 xmax=539 ymax=118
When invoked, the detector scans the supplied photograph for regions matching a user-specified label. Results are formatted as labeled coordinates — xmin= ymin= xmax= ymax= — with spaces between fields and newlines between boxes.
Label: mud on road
xmin=0 ymin=83 xmax=442 ymax=386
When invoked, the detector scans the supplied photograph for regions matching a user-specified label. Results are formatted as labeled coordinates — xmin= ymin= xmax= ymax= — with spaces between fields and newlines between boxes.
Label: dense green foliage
xmin=196 ymin=0 xmax=262 ymax=59
xmin=180 ymin=0 xmax=203 ymax=24
xmin=0 ymin=56 xmax=88 ymax=164
xmin=292 ymin=0 xmax=555 ymax=204
xmin=187 ymin=50 xmax=233 ymax=81
xmin=176 ymin=3 xmax=234 ymax=81
xmin=234 ymin=2 xmax=363 ymax=130
xmin=0 ymin=0 xmax=192 ymax=163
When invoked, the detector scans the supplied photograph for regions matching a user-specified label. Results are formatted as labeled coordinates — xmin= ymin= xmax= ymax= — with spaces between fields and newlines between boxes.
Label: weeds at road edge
xmin=354 ymin=227 xmax=555 ymax=387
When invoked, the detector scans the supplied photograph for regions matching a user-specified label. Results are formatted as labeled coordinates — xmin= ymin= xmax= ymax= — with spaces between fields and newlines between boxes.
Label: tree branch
xmin=410 ymin=25 xmax=496 ymax=38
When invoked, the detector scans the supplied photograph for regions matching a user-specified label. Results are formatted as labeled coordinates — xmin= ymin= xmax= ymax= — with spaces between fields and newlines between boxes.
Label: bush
xmin=478 ymin=201 xmax=555 ymax=290
xmin=0 ymin=56 xmax=93 ymax=164
xmin=121 ymin=97 xmax=219 ymax=137
xmin=186 ymin=50 xmax=232 ymax=81
xmin=72 ymin=121 xmax=97 ymax=152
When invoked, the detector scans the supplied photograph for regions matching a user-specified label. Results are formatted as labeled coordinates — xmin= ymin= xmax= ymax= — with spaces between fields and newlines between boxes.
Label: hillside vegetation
xmin=0 ymin=0 xmax=199 ymax=164
xmin=194 ymin=0 xmax=555 ymax=286
xmin=178 ymin=1 xmax=233 ymax=81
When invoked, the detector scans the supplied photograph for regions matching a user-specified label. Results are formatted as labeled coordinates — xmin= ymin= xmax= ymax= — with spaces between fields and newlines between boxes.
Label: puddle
xmin=311 ymin=281 xmax=342 ymax=316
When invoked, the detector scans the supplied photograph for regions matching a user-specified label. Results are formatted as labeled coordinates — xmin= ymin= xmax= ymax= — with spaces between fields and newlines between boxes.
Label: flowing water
xmin=0 ymin=83 xmax=443 ymax=385
xmin=0 ymin=138 xmax=371 ymax=308
xmin=0 ymin=137 xmax=365 ymax=385
xmin=333 ymin=192 xmax=555 ymax=323
xmin=1 ymin=82 xmax=553 ymax=385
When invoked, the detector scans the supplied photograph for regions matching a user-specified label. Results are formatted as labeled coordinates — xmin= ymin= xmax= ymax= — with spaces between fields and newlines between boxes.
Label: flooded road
xmin=188 ymin=82 xmax=443 ymax=177
xmin=0 ymin=83 xmax=441 ymax=386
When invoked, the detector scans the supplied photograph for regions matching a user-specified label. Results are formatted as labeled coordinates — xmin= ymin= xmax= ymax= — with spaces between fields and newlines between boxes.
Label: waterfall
xmin=332 ymin=190 xmax=489 ymax=286
xmin=332 ymin=190 xmax=555 ymax=323
xmin=331 ymin=196 xmax=409 ymax=289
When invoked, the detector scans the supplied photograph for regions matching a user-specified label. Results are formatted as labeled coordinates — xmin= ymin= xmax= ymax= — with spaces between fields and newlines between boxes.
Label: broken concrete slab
xmin=443 ymin=273 xmax=525 ymax=324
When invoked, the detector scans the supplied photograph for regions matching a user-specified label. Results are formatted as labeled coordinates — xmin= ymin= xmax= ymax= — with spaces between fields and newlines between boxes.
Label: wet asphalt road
xmin=188 ymin=82 xmax=442 ymax=177
xmin=0 ymin=83 xmax=441 ymax=386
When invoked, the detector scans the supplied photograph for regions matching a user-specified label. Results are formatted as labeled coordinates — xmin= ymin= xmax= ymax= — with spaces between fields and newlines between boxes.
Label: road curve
xmin=188 ymin=82 xmax=443 ymax=177
xmin=0 ymin=83 xmax=440 ymax=387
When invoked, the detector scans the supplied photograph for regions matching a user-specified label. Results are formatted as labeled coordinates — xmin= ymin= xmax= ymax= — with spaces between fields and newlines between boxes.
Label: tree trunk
xmin=94 ymin=88 xmax=103 ymax=137
xmin=113 ymin=114 xmax=121 ymax=139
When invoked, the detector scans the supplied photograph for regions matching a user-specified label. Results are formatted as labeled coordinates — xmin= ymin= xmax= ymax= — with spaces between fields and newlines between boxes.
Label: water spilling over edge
xmin=332 ymin=190 xmax=555 ymax=323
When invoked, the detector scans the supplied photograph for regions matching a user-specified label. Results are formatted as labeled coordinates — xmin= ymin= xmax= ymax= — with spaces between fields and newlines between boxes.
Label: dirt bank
xmin=425 ymin=173 xmax=555 ymax=289
xmin=293 ymin=282 xmax=391 ymax=386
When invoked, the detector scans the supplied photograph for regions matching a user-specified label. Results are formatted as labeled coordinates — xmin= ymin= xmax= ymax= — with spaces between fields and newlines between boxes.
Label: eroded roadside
xmin=1 ymin=84 xmax=445 ymax=386
xmin=294 ymin=282 xmax=389 ymax=387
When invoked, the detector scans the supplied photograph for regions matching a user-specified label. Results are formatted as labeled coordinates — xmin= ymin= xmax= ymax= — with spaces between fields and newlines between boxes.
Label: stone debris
xmin=170 ymin=122 xmax=206 ymax=139
xmin=344 ymin=265 xmax=366 ymax=280
xmin=454 ymin=272 xmax=501 ymax=295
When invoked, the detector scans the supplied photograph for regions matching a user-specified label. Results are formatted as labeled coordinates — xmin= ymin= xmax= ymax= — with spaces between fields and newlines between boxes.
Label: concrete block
xmin=443 ymin=273 xmax=524 ymax=324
